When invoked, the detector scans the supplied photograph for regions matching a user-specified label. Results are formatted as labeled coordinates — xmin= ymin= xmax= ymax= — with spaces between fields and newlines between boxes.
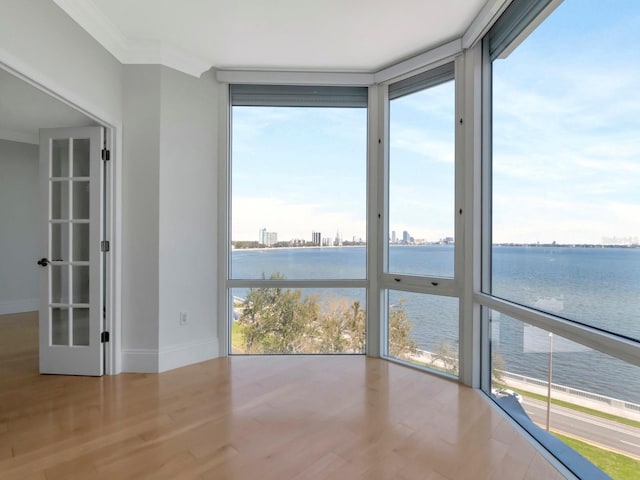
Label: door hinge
xmin=101 ymin=331 xmax=110 ymax=343
xmin=101 ymin=148 xmax=110 ymax=161
xmin=101 ymin=240 xmax=110 ymax=252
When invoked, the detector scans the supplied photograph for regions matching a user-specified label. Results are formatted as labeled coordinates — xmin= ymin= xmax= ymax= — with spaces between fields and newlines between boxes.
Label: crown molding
xmin=121 ymin=41 xmax=212 ymax=78
xmin=52 ymin=0 xmax=212 ymax=77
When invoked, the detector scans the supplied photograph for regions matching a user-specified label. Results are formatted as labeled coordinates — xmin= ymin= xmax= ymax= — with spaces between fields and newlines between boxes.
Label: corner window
xmin=483 ymin=1 xmax=640 ymax=478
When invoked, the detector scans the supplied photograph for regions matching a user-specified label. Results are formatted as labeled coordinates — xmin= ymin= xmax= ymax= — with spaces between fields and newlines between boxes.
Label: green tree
xmin=388 ymin=300 xmax=418 ymax=359
xmin=237 ymin=277 xmax=417 ymax=356
xmin=239 ymin=275 xmax=318 ymax=353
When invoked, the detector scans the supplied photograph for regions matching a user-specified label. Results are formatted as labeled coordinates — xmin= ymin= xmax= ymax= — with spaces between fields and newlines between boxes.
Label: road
xmin=522 ymin=397 xmax=640 ymax=459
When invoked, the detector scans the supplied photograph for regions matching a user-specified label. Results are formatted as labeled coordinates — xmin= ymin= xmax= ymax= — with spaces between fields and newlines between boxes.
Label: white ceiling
xmin=53 ymin=0 xmax=489 ymax=77
xmin=0 ymin=69 xmax=96 ymax=145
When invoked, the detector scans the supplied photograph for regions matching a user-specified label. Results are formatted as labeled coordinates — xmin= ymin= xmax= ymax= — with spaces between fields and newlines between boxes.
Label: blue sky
xmin=492 ymin=0 xmax=640 ymax=244
xmin=232 ymin=0 xmax=640 ymax=245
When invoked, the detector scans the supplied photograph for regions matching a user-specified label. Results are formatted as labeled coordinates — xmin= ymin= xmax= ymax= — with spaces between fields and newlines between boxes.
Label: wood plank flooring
xmin=0 ymin=312 xmax=565 ymax=479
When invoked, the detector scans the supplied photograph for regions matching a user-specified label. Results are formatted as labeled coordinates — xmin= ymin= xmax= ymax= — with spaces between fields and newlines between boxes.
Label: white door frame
xmin=0 ymin=58 xmax=122 ymax=375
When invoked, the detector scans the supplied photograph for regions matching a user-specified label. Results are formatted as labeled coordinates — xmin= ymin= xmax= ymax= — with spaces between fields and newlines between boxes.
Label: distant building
xmin=259 ymin=228 xmax=278 ymax=247
xmin=402 ymin=230 xmax=410 ymax=244
xmin=391 ymin=231 xmax=396 ymax=243
xmin=312 ymin=231 xmax=321 ymax=245
xmin=334 ymin=230 xmax=342 ymax=246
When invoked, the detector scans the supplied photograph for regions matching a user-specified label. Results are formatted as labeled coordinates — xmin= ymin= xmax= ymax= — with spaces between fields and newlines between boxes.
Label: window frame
xmin=220 ymin=84 xmax=372 ymax=356
xmin=379 ymin=58 xmax=464 ymax=378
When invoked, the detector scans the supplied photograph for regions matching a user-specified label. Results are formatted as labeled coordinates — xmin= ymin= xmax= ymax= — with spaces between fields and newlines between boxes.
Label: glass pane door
xmin=39 ymin=127 xmax=104 ymax=375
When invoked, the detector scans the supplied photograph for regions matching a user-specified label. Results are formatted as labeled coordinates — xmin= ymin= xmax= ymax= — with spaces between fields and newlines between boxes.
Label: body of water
xmin=232 ymin=245 xmax=640 ymax=403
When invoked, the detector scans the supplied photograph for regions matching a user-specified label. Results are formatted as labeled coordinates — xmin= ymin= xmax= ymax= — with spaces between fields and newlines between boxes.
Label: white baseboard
xmin=0 ymin=298 xmax=38 ymax=315
xmin=121 ymin=337 xmax=219 ymax=373
xmin=121 ymin=348 xmax=158 ymax=373
xmin=158 ymin=337 xmax=219 ymax=373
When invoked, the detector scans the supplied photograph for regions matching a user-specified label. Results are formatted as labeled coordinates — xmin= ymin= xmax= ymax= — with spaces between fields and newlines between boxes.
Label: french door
xmin=38 ymin=126 xmax=105 ymax=376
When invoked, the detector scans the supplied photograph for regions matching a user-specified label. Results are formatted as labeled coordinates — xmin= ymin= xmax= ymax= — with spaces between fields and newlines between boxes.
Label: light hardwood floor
xmin=0 ymin=312 xmax=565 ymax=479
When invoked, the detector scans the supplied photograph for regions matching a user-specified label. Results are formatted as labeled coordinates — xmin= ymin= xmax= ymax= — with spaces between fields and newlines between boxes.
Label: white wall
xmin=0 ymin=140 xmax=39 ymax=314
xmin=121 ymin=65 xmax=219 ymax=372
xmin=0 ymin=0 xmax=123 ymax=126
xmin=158 ymin=67 xmax=219 ymax=371
xmin=121 ymin=66 xmax=162 ymax=372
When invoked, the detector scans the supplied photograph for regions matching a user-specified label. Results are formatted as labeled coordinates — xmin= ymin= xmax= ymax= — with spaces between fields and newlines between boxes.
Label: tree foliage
xmin=236 ymin=277 xmax=415 ymax=356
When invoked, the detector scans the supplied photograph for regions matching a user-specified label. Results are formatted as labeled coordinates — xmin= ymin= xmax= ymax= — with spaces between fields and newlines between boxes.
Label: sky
xmin=232 ymin=0 xmax=640 ymax=245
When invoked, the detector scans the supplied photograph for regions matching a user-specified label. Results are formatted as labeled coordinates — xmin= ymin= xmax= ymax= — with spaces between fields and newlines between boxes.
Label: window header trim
xmin=230 ymin=84 xmax=368 ymax=108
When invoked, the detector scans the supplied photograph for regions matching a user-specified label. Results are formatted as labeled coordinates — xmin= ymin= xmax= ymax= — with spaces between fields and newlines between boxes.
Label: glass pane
xmin=51 ymin=181 xmax=69 ymax=220
xmin=72 ymin=266 xmax=89 ymax=304
xmin=489 ymin=310 xmax=640 ymax=478
xmin=388 ymin=81 xmax=455 ymax=277
xmin=490 ymin=1 xmax=640 ymax=341
xmin=72 ymin=308 xmax=90 ymax=346
xmin=72 ymin=223 xmax=90 ymax=261
xmin=72 ymin=138 xmax=90 ymax=177
xmin=72 ymin=181 xmax=90 ymax=220
xmin=232 ymin=248 xmax=366 ymax=281
xmin=51 ymin=223 xmax=68 ymax=261
xmin=231 ymin=288 xmax=365 ymax=354
xmin=51 ymin=308 xmax=69 ymax=345
xmin=51 ymin=139 xmax=69 ymax=177
xmin=231 ymin=106 xmax=367 ymax=280
xmin=51 ymin=265 xmax=69 ymax=304
xmin=386 ymin=291 xmax=459 ymax=376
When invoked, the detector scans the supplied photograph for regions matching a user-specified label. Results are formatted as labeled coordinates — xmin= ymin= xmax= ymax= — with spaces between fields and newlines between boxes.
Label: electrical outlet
xmin=179 ymin=311 xmax=188 ymax=326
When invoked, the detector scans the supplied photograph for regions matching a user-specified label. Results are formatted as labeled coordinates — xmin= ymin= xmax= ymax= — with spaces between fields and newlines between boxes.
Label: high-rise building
xmin=402 ymin=230 xmax=410 ymax=244
xmin=312 ymin=231 xmax=321 ymax=245
xmin=391 ymin=230 xmax=396 ymax=243
xmin=259 ymin=228 xmax=278 ymax=246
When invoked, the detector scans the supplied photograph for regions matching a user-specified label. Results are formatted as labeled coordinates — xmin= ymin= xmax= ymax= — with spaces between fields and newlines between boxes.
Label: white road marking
xmin=620 ymin=440 xmax=640 ymax=448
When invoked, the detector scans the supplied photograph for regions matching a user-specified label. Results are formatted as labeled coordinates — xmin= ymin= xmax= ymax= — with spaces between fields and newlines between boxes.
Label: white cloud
xmin=233 ymin=196 xmax=366 ymax=242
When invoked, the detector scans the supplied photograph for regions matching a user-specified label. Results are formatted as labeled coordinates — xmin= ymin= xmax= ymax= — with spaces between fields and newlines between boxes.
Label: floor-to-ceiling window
xmin=228 ymin=85 xmax=369 ymax=354
xmin=480 ymin=1 xmax=640 ymax=478
xmin=382 ymin=63 xmax=460 ymax=376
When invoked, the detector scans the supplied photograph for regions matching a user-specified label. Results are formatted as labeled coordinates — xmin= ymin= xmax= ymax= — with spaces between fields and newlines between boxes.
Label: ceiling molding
xmin=123 ymin=42 xmax=212 ymax=78
xmin=52 ymin=0 xmax=128 ymax=59
xmin=52 ymin=0 xmax=212 ymax=77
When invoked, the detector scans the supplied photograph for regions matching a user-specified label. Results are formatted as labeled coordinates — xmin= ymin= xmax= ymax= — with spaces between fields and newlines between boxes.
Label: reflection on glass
xmin=230 ymin=287 xmax=365 ymax=355
xmin=72 ymin=181 xmax=90 ymax=219
xmin=72 ymin=138 xmax=90 ymax=177
xmin=51 ymin=266 xmax=69 ymax=304
xmin=231 ymin=106 xmax=367 ymax=280
xmin=489 ymin=310 xmax=640 ymax=479
xmin=388 ymin=81 xmax=455 ymax=277
xmin=52 ymin=139 xmax=69 ymax=177
xmin=386 ymin=290 xmax=459 ymax=376
xmin=72 ymin=266 xmax=89 ymax=304
xmin=52 ymin=308 xmax=69 ymax=345
xmin=72 ymin=223 xmax=89 ymax=261
xmin=51 ymin=181 xmax=69 ymax=220
xmin=72 ymin=308 xmax=90 ymax=346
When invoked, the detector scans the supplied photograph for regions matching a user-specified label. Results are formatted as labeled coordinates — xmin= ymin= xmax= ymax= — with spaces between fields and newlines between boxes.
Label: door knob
xmin=37 ymin=258 xmax=50 ymax=267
